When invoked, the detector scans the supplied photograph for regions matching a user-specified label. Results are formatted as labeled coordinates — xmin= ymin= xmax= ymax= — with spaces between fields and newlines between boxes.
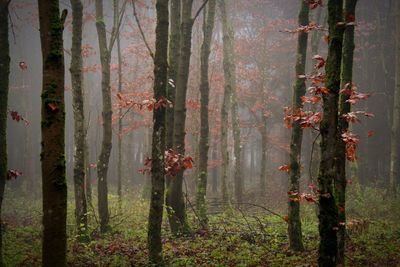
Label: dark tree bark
xmin=147 ymin=0 xmax=168 ymax=263
xmin=0 ymin=1 xmax=10 ymax=265
xmin=196 ymin=0 xmax=216 ymax=226
xmin=95 ymin=0 xmax=125 ymax=233
xmin=38 ymin=2 xmax=68 ymax=266
xmin=70 ymin=0 xmax=88 ymax=238
xmin=335 ymin=0 xmax=358 ymax=265
xmin=166 ymin=0 xmax=195 ymax=236
xmin=390 ymin=0 xmax=400 ymax=197
xmin=219 ymin=0 xmax=242 ymax=204
xmin=287 ymin=0 xmax=309 ymax=252
xmin=318 ymin=0 xmax=344 ymax=266
xmin=165 ymin=0 xmax=181 ymax=150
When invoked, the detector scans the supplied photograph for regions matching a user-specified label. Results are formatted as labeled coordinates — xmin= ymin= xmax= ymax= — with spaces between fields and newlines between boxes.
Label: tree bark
xmin=318 ymin=0 xmax=344 ymax=266
xmin=288 ymin=0 xmax=309 ymax=252
xmin=147 ymin=0 xmax=168 ymax=263
xmin=336 ymin=0 xmax=357 ymax=265
xmin=166 ymin=0 xmax=194 ymax=235
xmin=196 ymin=0 xmax=216 ymax=226
xmin=70 ymin=0 xmax=88 ymax=238
xmin=0 ymin=1 xmax=10 ymax=265
xmin=219 ymin=0 xmax=242 ymax=204
xmin=117 ymin=29 xmax=123 ymax=206
xmin=165 ymin=0 xmax=181 ymax=150
xmin=390 ymin=0 xmax=400 ymax=197
xmin=38 ymin=2 xmax=68 ymax=266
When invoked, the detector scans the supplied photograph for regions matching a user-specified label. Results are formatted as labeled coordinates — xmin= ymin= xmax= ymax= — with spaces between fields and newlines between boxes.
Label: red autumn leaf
xmin=367 ymin=130 xmax=374 ymax=138
xmin=19 ymin=61 xmax=28 ymax=71
xmin=308 ymin=0 xmax=323 ymax=9
xmin=47 ymin=103 xmax=59 ymax=111
xmin=278 ymin=164 xmax=291 ymax=172
xmin=312 ymin=54 xmax=326 ymax=69
xmin=7 ymin=169 xmax=23 ymax=180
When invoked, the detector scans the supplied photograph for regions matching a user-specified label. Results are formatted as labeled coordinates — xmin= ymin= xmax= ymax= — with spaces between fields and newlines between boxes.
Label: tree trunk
xmin=166 ymin=0 xmax=181 ymax=150
xmin=288 ymin=0 xmax=309 ymax=252
xmin=390 ymin=0 xmax=400 ymax=197
xmin=0 ymin=1 xmax=10 ymax=265
xmin=70 ymin=0 xmax=88 ymax=238
xmin=38 ymin=2 xmax=68 ymax=266
xmin=95 ymin=0 xmax=113 ymax=233
xmin=219 ymin=0 xmax=242 ymax=204
xmin=117 ymin=30 xmax=123 ymax=206
xmin=147 ymin=0 xmax=168 ymax=263
xmin=336 ymin=0 xmax=357 ymax=265
xmin=318 ymin=1 xmax=344 ymax=266
xmin=166 ymin=0 xmax=193 ymax=235
xmin=196 ymin=0 xmax=216 ymax=226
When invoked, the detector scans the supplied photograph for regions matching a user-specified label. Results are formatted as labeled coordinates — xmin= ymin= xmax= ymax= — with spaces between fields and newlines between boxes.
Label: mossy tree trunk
xmin=117 ymin=30 xmax=123 ymax=206
xmin=70 ymin=0 xmax=88 ymax=238
xmin=336 ymin=0 xmax=357 ymax=265
xmin=219 ymin=0 xmax=242 ymax=204
xmin=196 ymin=0 xmax=216 ymax=226
xmin=0 ymin=1 xmax=10 ymax=265
xmin=288 ymin=0 xmax=309 ymax=252
xmin=318 ymin=0 xmax=344 ymax=266
xmin=166 ymin=0 xmax=194 ymax=236
xmin=148 ymin=0 xmax=168 ymax=263
xmin=38 ymin=2 xmax=68 ymax=266
xmin=95 ymin=0 xmax=125 ymax=233
xmin=390 ymin=0 xmax=400 ymax=197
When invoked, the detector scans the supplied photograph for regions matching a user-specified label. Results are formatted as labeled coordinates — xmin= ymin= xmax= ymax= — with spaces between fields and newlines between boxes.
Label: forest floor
xmin=2 ymin=186 xmax=400 ymax=267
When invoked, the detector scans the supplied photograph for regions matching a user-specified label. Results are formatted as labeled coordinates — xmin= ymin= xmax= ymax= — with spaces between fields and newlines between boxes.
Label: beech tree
xmin=147 ymin=0 xmax=168 ymax=263
xmin=38 ymin=1 xmax=68 ymax=265
xmin=94 ymin=0 xmax=126 ymax=233
xmin=0 ymin=1 xmax=10 ymax=264
xmin=318 ymin=0 xmax=344 ymax=266
xmin=70 ymin=0 xmax=88 ymax=238
xmin=288 ymin=0 xmax=309 ymax=252
xmin=390 ymin=0 xmax=400 ymax=197
xmin=196 ymin=0 xmax=216 ymax=226
xmin=219 ymin=0 xmax=243 ymax=204
xmin=335 ymin=0 xmax=358 ymax=264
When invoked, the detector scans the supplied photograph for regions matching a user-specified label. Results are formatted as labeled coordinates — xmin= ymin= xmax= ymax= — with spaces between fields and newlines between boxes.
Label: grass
xmin=2 ymin=186 xmax=400 ymax=266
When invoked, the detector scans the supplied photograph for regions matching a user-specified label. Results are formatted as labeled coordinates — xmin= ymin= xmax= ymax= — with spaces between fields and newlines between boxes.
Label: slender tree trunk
xmin=95 ymin=0 xmax=120 ymax=233
xmin=166 ymin=0 xmax=193 ymax=235
xmin=335 ymin=1 xmax=357 ymax=265
xmin=166 ymin=0 xmax=181 ymax=150
xmin=70 ymin=0 xmax=88 ymax=238
xmin=390 ymin=0 xmax=400 ymax=197
xmin=288 ymin=0 xmax=309 ymax=252
xmin=38 ymin=3 xmax=68 ymax=266
xmin=117 ymin=30 xmax=123 ymax=206
xmin=148 ymin=0 xmax=168 ymax=263
xmin=0 ymin=1 xmax=10 ymax=265
xmin=196 ymin=0 xmax=216 ymax=226
xmin=219 ymin=0 xmax=242 ymax=204
xmin=259 ymin=69 xmax=268 ymax=199
xmin=211 ymin=141 xmax=218 ymax=194
xmin=318 ymin=1 xmax=344 ymax=266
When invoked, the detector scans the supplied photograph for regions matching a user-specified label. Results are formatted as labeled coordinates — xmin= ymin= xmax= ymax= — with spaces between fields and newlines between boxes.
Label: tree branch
xmin=131 ymin=0 xmax=154 ymax=61
xmin=193 ymin=0 xmax=209 ymax=22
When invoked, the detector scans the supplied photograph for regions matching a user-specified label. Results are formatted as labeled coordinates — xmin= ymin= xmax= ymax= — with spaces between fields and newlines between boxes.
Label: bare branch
xmin=131 ymin=0 xmax=154 ymax=61
xmin=193 ymin=0 xmax=209 ymax=22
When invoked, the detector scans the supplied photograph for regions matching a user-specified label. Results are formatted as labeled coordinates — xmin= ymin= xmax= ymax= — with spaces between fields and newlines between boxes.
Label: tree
xmin=38 ymin=1 xmax=68 ymax=266
xmin=0 ymin=1 xmax=10 ymax=265
xmin=147 ymin=0 xmax=169 ymax=263
xmin=219 ymin=0 xmax=242 ymax=204
xmin=318 ymin=0 xmax=344 ymax=266
xmin=390 ymin=0 xmax=400 ymax=197
xmin=95 ymin=0 xmax=126 ymax=233
xmin=166 ymin=0 xmax=204 ymax=235
xmin=288 ymin=0 xmax=309 ymax=252
xmin=335 ymin=0 xmax=358 ymax=264
xmin=165 ymin=0 xmax=181 ymax=150
xmin=117 ymin=29 xmax=123 ymax=207
xmin=196 ymin=0 xmax=216 ymax=226
xmin=70 ymin=0 xmax=88 ymax=238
